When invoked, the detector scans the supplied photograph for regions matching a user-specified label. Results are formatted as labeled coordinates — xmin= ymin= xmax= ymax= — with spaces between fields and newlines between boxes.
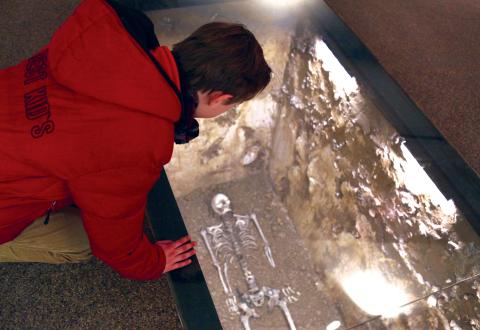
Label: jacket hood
xmin=47 ymin=0 xmax=181 ymax=123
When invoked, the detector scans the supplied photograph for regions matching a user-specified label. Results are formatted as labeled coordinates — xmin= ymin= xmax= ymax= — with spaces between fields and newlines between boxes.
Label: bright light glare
xmin=399 ymin=144 xmax=456 ymax=216
xmin=326 ymin=320 xmax=342 ymax=330
xmin=341 ymin=269 xmax=411 ymax=317
xmin=314 ymin=39 xmax=359 ymax=98
xmin=260 ymin=0 xmax=301 ymax=7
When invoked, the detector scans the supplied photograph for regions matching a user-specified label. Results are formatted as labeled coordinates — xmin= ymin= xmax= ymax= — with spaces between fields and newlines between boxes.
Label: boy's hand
xmin=155 ymin=235 xmax=197 ymax=273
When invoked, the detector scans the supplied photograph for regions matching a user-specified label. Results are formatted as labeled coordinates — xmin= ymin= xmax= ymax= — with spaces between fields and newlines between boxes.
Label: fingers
xmin=175 ymin=241 xmax=197 ymax=255
xmin=163 ymin=255 xmax=194 ymax=273
xmin=174 ymin=235 xmax=191 ymax=248
xmin=171 ymin=246 xmax=196 ymax=265
xmin=164 ymin=249 xmax=196 ymax=273
xmin=176 ymin=248 xmax=196 ymax=260
xmin=161 ymin=234 xmax=199 ymax=274
xmin=170 ymin=259 xmax=192 ymax=272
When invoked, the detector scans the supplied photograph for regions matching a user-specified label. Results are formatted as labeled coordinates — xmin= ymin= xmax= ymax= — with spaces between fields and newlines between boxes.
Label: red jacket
xmin=0 ymin=0 xmax=182 ymax=280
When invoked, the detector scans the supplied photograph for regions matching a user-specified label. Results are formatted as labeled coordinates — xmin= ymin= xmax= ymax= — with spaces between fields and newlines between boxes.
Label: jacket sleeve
xmin=68 ymin=167 xmax=166 ymax=281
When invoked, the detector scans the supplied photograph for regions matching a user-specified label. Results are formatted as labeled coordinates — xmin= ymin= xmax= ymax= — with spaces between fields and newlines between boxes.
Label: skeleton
xmin=200 ymin=193 xmax=298 ymax=330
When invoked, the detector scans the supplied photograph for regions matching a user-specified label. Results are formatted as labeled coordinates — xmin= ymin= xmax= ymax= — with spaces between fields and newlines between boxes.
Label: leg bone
xmin=265 ymin=287 xmax=297 ymax=330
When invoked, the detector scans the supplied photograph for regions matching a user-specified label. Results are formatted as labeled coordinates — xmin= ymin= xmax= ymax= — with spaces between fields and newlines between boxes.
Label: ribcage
xmin=237 ymin=228 xmax=257 ymax=252
xmin=209 ymin=226 xmax=234 ymax=262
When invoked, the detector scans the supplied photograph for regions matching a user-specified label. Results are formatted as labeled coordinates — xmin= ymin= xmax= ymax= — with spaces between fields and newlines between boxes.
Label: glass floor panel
xmin=144 ymin=1 xmax=480 ymax=329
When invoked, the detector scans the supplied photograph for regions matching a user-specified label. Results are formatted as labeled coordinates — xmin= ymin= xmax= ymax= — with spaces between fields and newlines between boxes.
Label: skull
xmin=211 ymin=193 xmax=232 ymax=215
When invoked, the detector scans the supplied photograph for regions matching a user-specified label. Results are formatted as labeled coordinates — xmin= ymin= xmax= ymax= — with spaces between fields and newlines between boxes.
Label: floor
xmin=0 ymin=257 xmax=181 ymax=329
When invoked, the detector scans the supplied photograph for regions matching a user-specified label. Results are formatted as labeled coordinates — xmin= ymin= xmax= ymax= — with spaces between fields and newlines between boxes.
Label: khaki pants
xmin=0 ymin=207 xmax=92 ymax=263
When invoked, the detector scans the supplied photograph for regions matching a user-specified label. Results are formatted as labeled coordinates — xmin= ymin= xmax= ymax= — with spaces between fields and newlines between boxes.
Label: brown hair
xmin=172 ymin=22 xmax=272 ymax=105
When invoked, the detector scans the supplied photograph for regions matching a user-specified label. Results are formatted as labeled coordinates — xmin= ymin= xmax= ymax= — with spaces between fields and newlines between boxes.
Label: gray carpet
xmin=0 ymin=218 xmax=181 ymax=329
xmin=0 ymin=259 xmax=181 ymax=329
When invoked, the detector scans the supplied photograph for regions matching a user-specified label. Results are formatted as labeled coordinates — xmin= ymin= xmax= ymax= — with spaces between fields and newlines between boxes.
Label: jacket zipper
xmin=44 ymin=201 xmax=57 ymax=225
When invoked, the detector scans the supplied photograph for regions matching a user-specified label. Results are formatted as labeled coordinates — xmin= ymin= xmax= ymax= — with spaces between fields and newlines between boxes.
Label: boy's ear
xmin=208 ymin=91 xmax=234 ymax=105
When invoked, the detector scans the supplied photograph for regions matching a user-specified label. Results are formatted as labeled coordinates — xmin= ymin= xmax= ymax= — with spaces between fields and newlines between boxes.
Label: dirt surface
xmin=176 ymin=172 xmax=342 ymax=330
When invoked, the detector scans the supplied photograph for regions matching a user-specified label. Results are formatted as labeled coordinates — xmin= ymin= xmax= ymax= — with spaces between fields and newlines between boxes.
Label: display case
xmin=145 ymin=1 xmax=480 ymax=329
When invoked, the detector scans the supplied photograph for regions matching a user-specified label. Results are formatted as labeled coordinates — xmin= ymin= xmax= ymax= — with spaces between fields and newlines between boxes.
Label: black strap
xmin=105 ymin=1 xmax=180 ymax=97
xmin=105 ymin=0 xmax=198 ymax=144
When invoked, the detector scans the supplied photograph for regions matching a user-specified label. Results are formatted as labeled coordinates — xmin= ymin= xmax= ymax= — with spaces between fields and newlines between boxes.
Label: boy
xmin=0 ymin=0 xmax=271 ymax=280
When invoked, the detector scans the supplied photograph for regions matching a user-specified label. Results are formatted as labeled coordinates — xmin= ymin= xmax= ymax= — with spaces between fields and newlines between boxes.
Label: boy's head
xmin=172 ymin=22 xmax=272 ymax=118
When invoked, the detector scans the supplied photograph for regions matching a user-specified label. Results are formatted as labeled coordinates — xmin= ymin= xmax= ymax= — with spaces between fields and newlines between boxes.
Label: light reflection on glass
xmin=260 ymin=0 xmax=303 ymax=8
xmin=326 ymin=320 xmax=342 ymax=330
xmin=314 ymin=39 xmax=359 ymax=98
xmin=340 ymin=269 xmax=412 ymax=317
xmin=397 ymin=143 xmax=456 ymax=217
